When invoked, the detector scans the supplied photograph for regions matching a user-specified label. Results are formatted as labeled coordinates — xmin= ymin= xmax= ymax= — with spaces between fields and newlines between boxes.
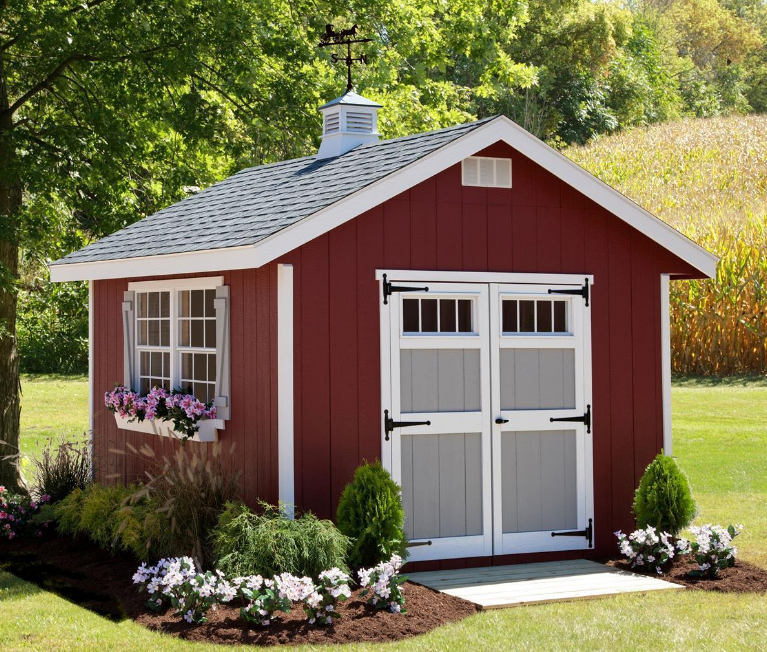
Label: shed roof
xmin=52 ymin=117 xmax=493 ymax=268
xmin=50 ymin=114 xmax=717 ymax=281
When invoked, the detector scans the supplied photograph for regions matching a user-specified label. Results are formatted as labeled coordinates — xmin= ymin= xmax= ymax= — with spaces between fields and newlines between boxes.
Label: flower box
xmin=113 ymin=413 xmax=222 ymax=443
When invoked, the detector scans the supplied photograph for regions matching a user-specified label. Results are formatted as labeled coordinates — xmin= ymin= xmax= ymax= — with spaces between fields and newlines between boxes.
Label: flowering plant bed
xmin=105 ymin=386 xmax=222 ymax=442
xmin=0 ymin=535 xmax=476 ymax=646
xmin=0 ymin=487 xmax=51 ymax=540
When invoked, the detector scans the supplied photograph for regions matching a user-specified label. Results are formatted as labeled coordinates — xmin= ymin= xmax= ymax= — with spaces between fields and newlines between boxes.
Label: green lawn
xmin=4 ymin=375 xmax=767 ymax=651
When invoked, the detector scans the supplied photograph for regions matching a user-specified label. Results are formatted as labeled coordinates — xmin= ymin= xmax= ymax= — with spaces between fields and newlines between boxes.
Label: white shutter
xmin=122 ymin=290 xmax=135 ymax=388
xmin=479 ymin=157 xmax=495 ymax=186
xmin=214 ymin=285 xmax=231 ymax=419
xmin=462 ymin=157 xmax=479 ymax=185
xmin=495 ymin=158 xmax=512 ymax=188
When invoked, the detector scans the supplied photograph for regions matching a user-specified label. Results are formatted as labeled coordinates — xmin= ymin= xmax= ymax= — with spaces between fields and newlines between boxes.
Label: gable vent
xmin=346 ymin=110 xmax=374 ymax=133
xmin=324 ymin=111 xmax=340 ymax=135
xmin=462 ymin=156 xmax=512 ymax=188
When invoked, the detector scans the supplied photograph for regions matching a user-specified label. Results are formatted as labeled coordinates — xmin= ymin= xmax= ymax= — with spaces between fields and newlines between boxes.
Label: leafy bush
xmin=32 ymin=437 xmax=91 ymax=504
xmin=358 ymin=554 xmax=407 ymax=613
xmin=336 ymin=461 xmax=407 ymax=568
xmin=212 ymin=502 xmax=350 ymax=579
xmin=633 ymin=452 xmax=696 ymax=536
xmin=131 ymin=444 xmax=240 ymax=566
xmin=677 ymin=524 xmax=744 ymax=578
xmin=0 ymin=486 xmax=52 ymax=540
xmin=615 ymin=527 xmax=678 ymax=575
xmin=53 ymin=486 xmax=87 ymax=537
xmin=114 ymin=495 xmax=173 ymax=561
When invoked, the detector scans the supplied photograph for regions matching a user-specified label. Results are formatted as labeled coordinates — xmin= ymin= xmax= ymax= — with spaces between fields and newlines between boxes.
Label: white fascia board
xmin=49 ymin=116 xmax=718 ymax=282
xmin=376 ymin=269 xmax=594 ymax=286
xmin=49 ymin=244 xmax=258 ymax=282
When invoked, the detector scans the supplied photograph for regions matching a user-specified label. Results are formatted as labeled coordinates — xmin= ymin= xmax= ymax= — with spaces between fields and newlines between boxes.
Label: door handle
xmin=495 ymin=418 xmax=509 ymax=424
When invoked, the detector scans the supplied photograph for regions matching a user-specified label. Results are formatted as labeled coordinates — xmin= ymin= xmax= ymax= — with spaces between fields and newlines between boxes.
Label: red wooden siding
xmin=92 ymin=139 xmax=701 ymax=567
xmin=92 ymin=269 xmax=279 ymax=506
xmin=279 ymin=141 xmax=699 ymax=563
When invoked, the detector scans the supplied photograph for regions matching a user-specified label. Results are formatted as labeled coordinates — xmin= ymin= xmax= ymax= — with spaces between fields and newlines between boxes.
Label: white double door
xmin=383 ymin=277 xmax=594 ymax=562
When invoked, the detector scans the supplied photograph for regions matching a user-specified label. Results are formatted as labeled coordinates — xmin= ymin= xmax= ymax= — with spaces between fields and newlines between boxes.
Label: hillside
xmin=564 ymin=116 xmax=767 ymax=375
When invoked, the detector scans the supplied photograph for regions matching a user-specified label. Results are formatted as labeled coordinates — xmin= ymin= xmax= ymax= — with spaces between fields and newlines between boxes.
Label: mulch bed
xmin=0 ymin=535 xmax=477 ymax=646
xmin=603 ymin=556 xmax=767 ymax=594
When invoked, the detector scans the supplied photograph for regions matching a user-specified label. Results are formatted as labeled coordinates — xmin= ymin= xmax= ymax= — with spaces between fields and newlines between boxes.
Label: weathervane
xmin=318 ymin=24 xmax=372 ymax=92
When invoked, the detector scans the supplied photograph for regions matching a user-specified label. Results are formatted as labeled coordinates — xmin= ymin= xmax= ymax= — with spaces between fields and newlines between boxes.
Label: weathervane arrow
xmin=318 ymin=24 xmax=372 ymax=92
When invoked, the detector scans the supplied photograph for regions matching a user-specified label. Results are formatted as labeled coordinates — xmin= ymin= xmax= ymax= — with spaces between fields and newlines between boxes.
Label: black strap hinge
xmin=550 ymin=404 xmax=591 ymax=434
xmin=551 ymin=518 xmax=593 ymax=548
xmin=548 ymin=278 xmax=590 ymax=307
xmin=382 ymin=274 xmax=429 ymax=305
xmin=384 ymin=409 xmax=431 ymax=441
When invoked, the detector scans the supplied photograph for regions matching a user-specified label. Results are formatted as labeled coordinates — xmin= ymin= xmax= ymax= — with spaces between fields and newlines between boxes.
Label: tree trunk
xmin=0 ymin=47 xmax=24 ymax=493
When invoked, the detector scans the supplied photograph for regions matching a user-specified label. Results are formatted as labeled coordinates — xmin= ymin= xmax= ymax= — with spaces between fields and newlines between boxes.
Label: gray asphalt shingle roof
xmin=54 ymin=116 xmax=495 ymax=266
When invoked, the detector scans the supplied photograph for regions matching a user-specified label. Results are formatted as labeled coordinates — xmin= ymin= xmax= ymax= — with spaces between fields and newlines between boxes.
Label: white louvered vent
xmin=324 ymin=111 xmax=340 ymax=135
xmin=461 ymin=156 xmax=512 ymax=188
xmin=346 ymin=111 xmax=374 ymax=133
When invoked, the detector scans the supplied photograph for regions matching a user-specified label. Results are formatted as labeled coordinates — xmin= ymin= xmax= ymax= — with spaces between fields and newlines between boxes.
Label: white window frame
xmin=117 ymin=276 xmax=228 ymax=442
xmin=128 ymin=276 xmax=223 ymax=399
xmin=461 ymin=156 xmax=512 ymax=188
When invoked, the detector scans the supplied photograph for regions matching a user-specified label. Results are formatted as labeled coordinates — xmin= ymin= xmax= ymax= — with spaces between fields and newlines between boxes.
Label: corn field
xmin=566 ymin=116 xmax=767 ymax=375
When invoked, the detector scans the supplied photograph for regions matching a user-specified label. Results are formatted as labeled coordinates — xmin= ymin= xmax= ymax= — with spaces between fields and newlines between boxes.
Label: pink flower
xmin=0 ymin=486 xmax=5 ymax=493
xmin=41 ymin=495 xmax=51 ymax=503
xmin=8 ymin=530 xmax=15 ymax=539
xmin=0 ymin=512 xmax=6 ymax=520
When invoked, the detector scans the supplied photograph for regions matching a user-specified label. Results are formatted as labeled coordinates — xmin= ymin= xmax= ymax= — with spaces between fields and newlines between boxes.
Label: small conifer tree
xmin=633 ymin=452 xmax=696 ymax=535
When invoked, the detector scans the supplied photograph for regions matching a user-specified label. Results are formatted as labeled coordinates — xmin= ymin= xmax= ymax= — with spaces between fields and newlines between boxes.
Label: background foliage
xmin=566 ymin=114 xmax=767 ymax=375
xmin=7 ymin=0 xmax=767 ymax=373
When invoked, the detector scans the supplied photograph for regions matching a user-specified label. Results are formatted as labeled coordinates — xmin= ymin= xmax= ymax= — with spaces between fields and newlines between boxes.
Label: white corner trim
xmin=660 ymin=274 xmax=673 ymax=456
xmin=49 ymin=116 xmax=718 ymax=283
xmin=127 ymin=276 xmax=224 ymax=291
xmin=277 ymin=263 xmax=295 ymax=514
xmin=88 ymin=280 xmax=95 ymax=480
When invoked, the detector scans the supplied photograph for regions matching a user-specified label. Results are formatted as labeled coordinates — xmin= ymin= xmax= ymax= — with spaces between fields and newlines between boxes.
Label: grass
xmin=565 ymin=116 xmax=767 ymax=375
xmin=4 ymin=374 xmax=767 ymax=650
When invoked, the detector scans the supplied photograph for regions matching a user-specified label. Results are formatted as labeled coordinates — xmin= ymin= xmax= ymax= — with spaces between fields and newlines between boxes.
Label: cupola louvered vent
xmin=324 ymin=111 xmax=340 ymax=134
xmin=316 ymin=91 xmax=382 ymax=159
xmin=346 ymin=111 xmax=373 ymax=133
xmin=461 ymin=156 xmax=512 ymax=188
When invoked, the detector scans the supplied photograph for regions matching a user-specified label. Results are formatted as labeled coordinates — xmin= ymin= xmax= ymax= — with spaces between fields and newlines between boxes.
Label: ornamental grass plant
xmin=32 ymin=436 xmax=91 ymax=504
xmin=212 ymin=501 xmax=350 ymax=579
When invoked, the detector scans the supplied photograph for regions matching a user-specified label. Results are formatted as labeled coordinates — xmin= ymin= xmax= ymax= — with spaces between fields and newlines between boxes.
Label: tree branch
xmin=5 ymin=44 xmax=177 ymax=116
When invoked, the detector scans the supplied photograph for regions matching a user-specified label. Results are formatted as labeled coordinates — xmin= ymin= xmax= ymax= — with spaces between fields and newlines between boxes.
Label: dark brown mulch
xmin=0 ymin=535 xmax=477 ymax=646
xmin=603 ymin=556 xmax=767 ymax=594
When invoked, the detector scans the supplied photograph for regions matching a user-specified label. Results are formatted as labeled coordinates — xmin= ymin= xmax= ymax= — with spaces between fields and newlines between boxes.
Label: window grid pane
xmin=502 ymin=299 xmax=569 ymax=334
xmin=402 ymin=297 xmax=474 ymax=334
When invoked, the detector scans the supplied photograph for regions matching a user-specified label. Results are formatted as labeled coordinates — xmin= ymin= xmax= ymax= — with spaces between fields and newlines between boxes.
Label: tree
xmin=0 ymin=0 xmax=340 ymax=490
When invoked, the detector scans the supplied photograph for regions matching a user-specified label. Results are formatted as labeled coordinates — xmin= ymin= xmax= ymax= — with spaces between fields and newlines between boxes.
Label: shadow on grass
xmin=0 ymin=551 xmax=126 ymax=621
xmin=672 ymin=374 xmax=767 ymax=388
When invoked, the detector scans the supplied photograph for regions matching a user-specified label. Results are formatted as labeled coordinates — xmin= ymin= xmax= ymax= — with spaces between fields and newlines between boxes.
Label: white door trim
xmin=379 ymin=269 xmax=595 ymax=561
xmin=660 ymin=274 xmax=673 ymax=455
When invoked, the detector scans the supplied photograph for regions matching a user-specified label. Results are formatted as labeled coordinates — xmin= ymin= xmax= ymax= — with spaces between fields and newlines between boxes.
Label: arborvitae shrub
xmin=633 ymin=452 xmax=697 ymax=535
xmin=212 ymin=501 xmax=350 ymax=578
xmin=336 ymin=461 xmax=407 ymax=568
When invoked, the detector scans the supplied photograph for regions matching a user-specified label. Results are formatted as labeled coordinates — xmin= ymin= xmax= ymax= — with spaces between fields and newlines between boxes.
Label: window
xmin=125 ymin=278 xmax=229 ymax=413
xmin=502 ymin=299 xmax=568 ymax=334
xmin=403 ymin=297 xmax=474 ymax=334
xmin=461 ymin=156 xmax=512 ymax=188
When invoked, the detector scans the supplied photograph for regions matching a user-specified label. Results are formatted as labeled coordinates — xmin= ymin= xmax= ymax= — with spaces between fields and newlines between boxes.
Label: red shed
xmin=50 ymin=91 xmax=717 ymax=568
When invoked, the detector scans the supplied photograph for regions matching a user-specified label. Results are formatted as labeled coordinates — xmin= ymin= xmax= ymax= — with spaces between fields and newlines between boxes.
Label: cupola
xmin=316 ymin=91 xmax=382 ymax=160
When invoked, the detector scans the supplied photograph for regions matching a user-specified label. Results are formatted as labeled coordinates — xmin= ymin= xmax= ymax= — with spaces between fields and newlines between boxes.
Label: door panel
xmin=388 ymin=282 xmax=493 ymax=562
xmin=383 ymin=275 xmax=593 ymax=561
xmin=491 ymin=283 xmax=593 ymax=555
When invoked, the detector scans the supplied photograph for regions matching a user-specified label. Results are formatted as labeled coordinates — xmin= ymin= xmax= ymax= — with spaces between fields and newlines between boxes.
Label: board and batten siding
xmin=279 ymin=140 xmax=700 ymax=570
xmin=92 ymin=268 xmax=280 ymax=506
xmin=92 ymin=139 xmax=701 ymax=570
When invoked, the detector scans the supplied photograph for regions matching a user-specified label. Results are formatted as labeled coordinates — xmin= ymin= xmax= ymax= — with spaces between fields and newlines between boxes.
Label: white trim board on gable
xmin=49 ymin=116 xmax=718 ymax=282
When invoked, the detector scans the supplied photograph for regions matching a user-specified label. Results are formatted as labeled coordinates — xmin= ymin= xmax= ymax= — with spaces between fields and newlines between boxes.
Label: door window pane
xmin=502 ymin=300 xmax=518 ymax=333
xmin=554 ymin=302 xmax=567 ymax=332
xmin=537 ymin=300 xmax=553 ymax=332
xmin=403 ymin=299 xmax=419 ymax=332
xmin=439 ymin=299 xmax=457 ymax=332
xmin=458 ymin=300 xmax=472 ymax=332
xmin=519 ymin=301 xmax=535 ymax=332
xmin=421 ymin=299 xmax=438 ymax=332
